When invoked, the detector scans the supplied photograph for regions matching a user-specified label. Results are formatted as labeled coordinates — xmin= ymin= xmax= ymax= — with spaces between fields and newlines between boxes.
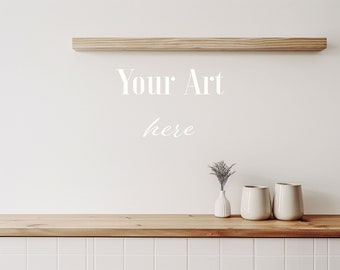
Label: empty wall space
xmin=0 ymin=0 xmax=339 ymax=215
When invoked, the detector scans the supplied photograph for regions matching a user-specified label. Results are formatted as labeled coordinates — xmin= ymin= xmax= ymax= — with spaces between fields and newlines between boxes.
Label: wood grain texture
xmin=0 ymin=215 xmax=339 ymax=237
xmin=72 ymin=38 xmax=327 ymax=51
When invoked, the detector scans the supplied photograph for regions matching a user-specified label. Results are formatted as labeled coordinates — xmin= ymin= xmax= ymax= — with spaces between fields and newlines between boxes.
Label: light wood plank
xmin=0 ymin=215 xmax=339 ymax=237
xmin=72 ymin=38 xmax=327 ymax=52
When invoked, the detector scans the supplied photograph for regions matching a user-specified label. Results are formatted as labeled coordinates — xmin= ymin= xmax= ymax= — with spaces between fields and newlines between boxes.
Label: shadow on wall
xmin=303 ymin=189 xmax=337 ymax=214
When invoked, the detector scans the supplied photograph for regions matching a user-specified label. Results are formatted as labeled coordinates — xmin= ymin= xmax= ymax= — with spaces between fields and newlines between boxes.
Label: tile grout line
xmin=153 ymin=238 xmax=156 ymax=270
xmin=57 ymin=238 xmax=60 ymax=270
xmin=327 ymin=238 xmax=329 ymax=270
xmin=186 ymin=238 xmax=189 ymax=270
xmin=26 ymin=237 xmax=28 ymax=270
xmin=284 ymin=238 xmax=286 ymax=270
xmin=86 ymin=238 xmax=88 ymax=270
xmin=219 ymin=238 xmax=221 ymax=270
xmin=93 ymin=238 xmax=96 ymax=270
xmin=253 ymin=238 xmax=255 ymax=270
xmin=313 ymin=238 xmax=315 ymax=270
xmin=123 ymin=238 xmax=126 ymax=270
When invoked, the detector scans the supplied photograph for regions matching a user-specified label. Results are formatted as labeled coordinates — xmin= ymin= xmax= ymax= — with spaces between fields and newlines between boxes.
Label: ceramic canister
xmin=273 ymin=183 xmax=304 ymax=221
xmin=240 ymin=186 xmax=271 ymax=220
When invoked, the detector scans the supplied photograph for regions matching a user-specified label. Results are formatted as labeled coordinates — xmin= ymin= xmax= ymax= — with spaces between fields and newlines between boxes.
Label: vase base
xmin=214 ymin=214 xmax=231 ymax=218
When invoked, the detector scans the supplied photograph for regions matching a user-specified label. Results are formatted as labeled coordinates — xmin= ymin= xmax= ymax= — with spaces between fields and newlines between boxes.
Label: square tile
xmin=329 ymin=239 xmax=340 ymax=256
xmin=255 ymin=256 xmax=284 ymax=270
xmin=314 ymin=256 xmax=327 ymax=270
xmin=285 ymin=238 xmax=313 ymax=256
xmin=59 ymin=238 xmax=86 ymax=255
xmin=0 ymin=254 xmax=26 ymax=269
xmin=314 ymin=239 xmax=328 ymax=256
xmin=0 ymin=237 xmax=26 ymax=254
xmin=188 ymin=255 xmax=219 ymax=270
xmin=125 ymin=255 xmax=153 ymax=270
xmin=27 ymin=254 xmax=57 ymax=270
xmin=27 ymin=237 xmax=57 ymax=254
xmin=255 ymin=238 xmax=284 ymax=257
xmin=124 ymin=238 xmax=154 ymax=256
xmin=329 ymin=257 xmax=340 ymax=270
xmin=95 ymin=238 xmax=124 ymax=255
xmin=285 ymin=256 xmax=313 ymax=270
xmin=221 ymin=256 xmax=253 ymax=270
xmin=155 ymin=255 xmax=187 ymax=270
xmin=95 ymin=255 xmax=124 ymax=270
xmin=155 ymin=238 xmax=187 ymax=256
xmin=221 ymin=238 xmax=253 ymax=256
xmin=59 ymin=254 xmax=86 ymax=270
xmin=188 ymin=239 xmax=219 ymax=256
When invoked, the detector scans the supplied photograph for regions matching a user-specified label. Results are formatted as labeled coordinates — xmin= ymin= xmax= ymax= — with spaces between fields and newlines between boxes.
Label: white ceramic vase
xmin=273 ymin=183 xmax=304 ymax=221
xmin=214 ymin=190 xmax=231 ymax=218
xmin=240 ymin=185 xmax=271 ymax=220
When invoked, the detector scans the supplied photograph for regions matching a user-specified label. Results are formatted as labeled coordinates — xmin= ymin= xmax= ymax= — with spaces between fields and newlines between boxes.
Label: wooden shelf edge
xmin=72 ymin=37 xmax=327 ymax=52
xmin=0 ymin=214 xmax=339 ymax=238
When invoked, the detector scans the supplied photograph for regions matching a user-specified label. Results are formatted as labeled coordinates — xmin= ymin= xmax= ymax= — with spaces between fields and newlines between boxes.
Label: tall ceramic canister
xmin=240 ymin=186 xmax=271 ymax=220
xmin=273 ymin=183 xmax=304 ymax=221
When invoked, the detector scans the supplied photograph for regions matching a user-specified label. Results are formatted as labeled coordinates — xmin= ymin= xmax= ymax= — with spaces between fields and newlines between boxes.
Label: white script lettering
xmin=143 ymin=117 xmax=195 ymax=138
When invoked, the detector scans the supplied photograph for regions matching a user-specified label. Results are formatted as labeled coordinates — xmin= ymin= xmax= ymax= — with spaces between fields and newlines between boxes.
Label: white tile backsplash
xmin=27 ymin=237 xmax=57 ymax=254
xmin=125 ymin=238 xmax=154 ymax=256
xmin=188 ymin=255 xmax=219 ymax=270
xmin=27 ymin=254 xmax=57 ymax=270
xmin=0 ymin=237 xmax=26 ymax=254
xmin=59 ymin=254 xmax=86 ymax=270
xmin=0 ymin=254 xmax=26 ymax=270
xmin=329 ymin=256 xmax=340 ymax=270
xmin=125 ymin=255 xmax=154 ymax=270
xmin=59 ymin=238 xmax=87 ymax=255
xmin=329 ymin=238 xmax=340 ymax=256
xmin=188 ymin=239 xmax=219 ymax=270
xmin=221 ymin=256 xmax=253 ymax=270
xmin=188 ymin=238 xmax=219 ymax=255
xmin=95 ymin=255 xmax=124 ymax=270
xmin=220 ymin=238 xmax=253 ymax=256
xmin=155 ymin=255 xmax=187 ymax=270
xmin=155 ymin=238 xmax=187 ymax=256
xmin=0 ymin=237 xmax=337 ymax=270
xmin=285 ymin=256 xmax=314 ymax=270
xmin=255 ymin=238 xmax=284 ymax=257
xmin=95 ymin=238 xmax=124 ymax=255
xmin=314 ymin=239 xmax=328 ymax=256
xmin=255 ymin=256 xmax=287 ymax=270
xmin=314 ymin=256 xmax=328 ymax=270
xmin=255 ymin=256 xmax=284 ymax=270
xmin=285 ymin=238 xmax=314 ymax=256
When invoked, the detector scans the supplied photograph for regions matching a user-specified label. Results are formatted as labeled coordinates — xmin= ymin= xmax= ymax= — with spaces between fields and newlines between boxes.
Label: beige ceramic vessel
xmin=273 ymin=183 xmax=304 ymax=221
xmin=240 ymin=185 xmax=271 ymax=220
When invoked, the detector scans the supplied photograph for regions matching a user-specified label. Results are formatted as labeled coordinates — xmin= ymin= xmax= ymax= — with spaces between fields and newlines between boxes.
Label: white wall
xmin=0 ymin=0 xmax=339 ymax=214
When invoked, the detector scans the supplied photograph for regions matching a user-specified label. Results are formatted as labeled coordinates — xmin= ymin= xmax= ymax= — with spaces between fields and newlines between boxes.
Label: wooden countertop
xmin=0 ymin=215 xmax=339 ymax=237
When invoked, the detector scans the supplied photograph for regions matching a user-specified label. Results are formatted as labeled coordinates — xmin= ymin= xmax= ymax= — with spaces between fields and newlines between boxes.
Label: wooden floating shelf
xmin=72 ymin=37 xmax=327 ymax=52
xmin=0 ymin=214 xmax=339 ymax=237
